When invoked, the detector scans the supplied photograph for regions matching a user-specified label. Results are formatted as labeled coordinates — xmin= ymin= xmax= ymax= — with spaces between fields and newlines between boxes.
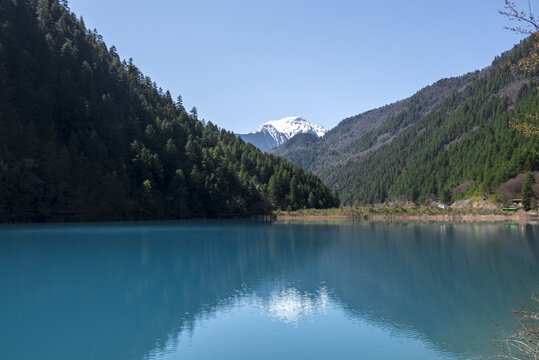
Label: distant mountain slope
xmin=239 ymin=116 xmax=327 ymax=151
xmin=0 ymin=0 xmax=338 ymax=222
xmin=271 ymin=75 xmax=475 ymax=173
xmin=273 ymin=38 xmax=538 ymax=205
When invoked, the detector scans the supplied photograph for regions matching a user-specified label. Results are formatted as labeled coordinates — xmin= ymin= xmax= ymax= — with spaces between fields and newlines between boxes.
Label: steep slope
xmin=0 ymin=0 xmax=338 ymax=222
xmin=273 ymin=38 xmax=538 ymax=205
xmin=239 ymin=116 xmax=327 ymax=151
xmin=272 ymin=75 xmax=475 ymax=173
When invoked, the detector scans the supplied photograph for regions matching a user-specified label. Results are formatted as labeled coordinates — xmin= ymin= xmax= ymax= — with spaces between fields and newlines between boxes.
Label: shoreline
xmin=274 ymin=210 xmax=539 ymax=223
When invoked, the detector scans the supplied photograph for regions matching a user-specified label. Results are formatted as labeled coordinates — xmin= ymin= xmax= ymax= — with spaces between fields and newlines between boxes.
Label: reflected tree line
xmin=0 ymin=222 xmax=537 ymax=359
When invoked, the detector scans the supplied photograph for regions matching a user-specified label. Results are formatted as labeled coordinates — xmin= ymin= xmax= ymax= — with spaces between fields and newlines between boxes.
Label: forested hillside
xmin=272 ymin=75 xmax=475 ymax=173
xmin=0 ymin=0 xmax=338 ymax=221
xmin=273 ymin=37 xmax=538 ymax=205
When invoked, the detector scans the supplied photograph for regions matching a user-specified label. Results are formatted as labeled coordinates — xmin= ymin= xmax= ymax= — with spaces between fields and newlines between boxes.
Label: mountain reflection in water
xmin=0 ymin=221 xmax=537 ymax=360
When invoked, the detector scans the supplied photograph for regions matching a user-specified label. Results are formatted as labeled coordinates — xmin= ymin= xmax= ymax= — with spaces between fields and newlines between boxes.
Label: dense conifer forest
xmin=0 ymin=0 xmax=338 ymax=221
xmin=274 ymin=37 xmax=538 ymax=205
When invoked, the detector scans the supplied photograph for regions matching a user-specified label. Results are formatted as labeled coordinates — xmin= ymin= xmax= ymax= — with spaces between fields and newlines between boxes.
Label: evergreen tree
xmin=176 ymin=95 xmax=183 ymax=109
xmin=0 ymin=0 xmax=338 ymax=222
xmin=275 ymin=36 xmax=538 ymax=206
xmin=521 ymin=172 xmax=535 ymax=210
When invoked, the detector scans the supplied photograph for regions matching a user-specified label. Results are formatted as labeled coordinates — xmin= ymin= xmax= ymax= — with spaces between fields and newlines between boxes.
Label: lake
xmin=0 ymin=221 xmax=537 ymax=359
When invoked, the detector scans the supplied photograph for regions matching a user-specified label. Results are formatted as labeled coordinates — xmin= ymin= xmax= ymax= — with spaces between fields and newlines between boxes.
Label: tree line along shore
xmin=273 ymin=206 xmax=539 ymax=222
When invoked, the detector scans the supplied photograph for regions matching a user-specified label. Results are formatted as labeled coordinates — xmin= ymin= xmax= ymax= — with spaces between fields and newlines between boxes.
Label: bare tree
xmin=499 ymin=0 xmax=538 ymax=35
xmin=494 ymin=298 xmax=539 ymax=359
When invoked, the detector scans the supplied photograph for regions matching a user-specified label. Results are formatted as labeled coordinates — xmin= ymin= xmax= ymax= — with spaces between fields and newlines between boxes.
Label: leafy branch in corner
xmin=499 ymin=0 xmax=538 ymax=35
xmin=500 ymin=1 xmax=539 ymax=143
xmin=499 ymin=0 xmax=538 ymax=72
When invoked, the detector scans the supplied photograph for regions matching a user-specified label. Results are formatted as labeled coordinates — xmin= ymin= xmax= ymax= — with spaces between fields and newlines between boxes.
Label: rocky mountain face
xmin=238 ymin=117 xmax=327 ymax=152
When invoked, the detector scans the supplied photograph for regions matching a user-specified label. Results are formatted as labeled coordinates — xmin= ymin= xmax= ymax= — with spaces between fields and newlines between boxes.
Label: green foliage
xmin=521 ymin=172 xmax=535 ymax=210
xmin=273 ymin=205 xmax=499 ymax=219
xmin=315 ymin=37 xmax=538 ymax=205
xmin=0 ymin=0 xmax=338 ymax=222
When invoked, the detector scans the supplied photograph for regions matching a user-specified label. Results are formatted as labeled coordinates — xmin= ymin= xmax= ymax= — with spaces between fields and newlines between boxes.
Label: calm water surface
xmin=0 ymin=221 xmax=537 ymax=359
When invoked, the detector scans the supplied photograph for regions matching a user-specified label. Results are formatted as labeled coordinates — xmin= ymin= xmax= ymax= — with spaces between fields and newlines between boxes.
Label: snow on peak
xmin=250 ymin=116 xmax=327 ymax=144
xmin=239 ymin=116 xmax=327 ymax=151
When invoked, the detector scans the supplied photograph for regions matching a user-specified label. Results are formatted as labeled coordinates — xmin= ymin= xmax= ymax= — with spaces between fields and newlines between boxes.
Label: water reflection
xmin=149 ymin=286 xmax=455 ymax=360
xmin=261 ymin=286 xmax=330 ymax=324
xmin=0 ymin=221 xmax=537 ymax=360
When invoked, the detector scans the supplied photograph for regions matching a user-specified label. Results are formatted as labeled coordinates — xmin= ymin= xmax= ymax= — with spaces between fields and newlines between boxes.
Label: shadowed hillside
xmin=0 ymin=0 xmax=338 ymax=221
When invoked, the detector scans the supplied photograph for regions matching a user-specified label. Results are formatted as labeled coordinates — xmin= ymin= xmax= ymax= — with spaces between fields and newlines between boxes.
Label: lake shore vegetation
xmin=273 ymin=205 xmax=539 ymax=222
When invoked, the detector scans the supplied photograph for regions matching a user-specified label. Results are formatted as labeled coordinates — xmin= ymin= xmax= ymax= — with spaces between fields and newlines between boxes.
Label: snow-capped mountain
xmin=238 ymin=117 xmax=327 ymax=152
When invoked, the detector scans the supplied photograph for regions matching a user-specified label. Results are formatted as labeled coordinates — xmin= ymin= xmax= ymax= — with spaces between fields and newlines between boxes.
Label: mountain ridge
xmin=272 ymin=38 xmax=538 ymax=205
xmin=0 ymin=0 xmax=339 ymax=222
xmin=238 ymin=116 xmax=327 ymax=152
xmin=271 ymin=74 xmax=476 ymax=173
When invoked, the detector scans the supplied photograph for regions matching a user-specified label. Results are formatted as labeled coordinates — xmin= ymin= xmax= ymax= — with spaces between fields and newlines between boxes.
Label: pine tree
xmin=268 ymin=175 xmax=279 ymax=205
xmin=0 ymin=0 xmax=340 ymax=221
xmin=521 ymin=172 xmax=535 ymax=210
xmin=176 ymin=95 xmax=183 ymax=109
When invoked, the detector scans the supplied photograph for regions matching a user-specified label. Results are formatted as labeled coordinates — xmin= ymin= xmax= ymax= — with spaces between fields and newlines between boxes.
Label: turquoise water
xmin=0 ymin=221 xmax=537 ymax=359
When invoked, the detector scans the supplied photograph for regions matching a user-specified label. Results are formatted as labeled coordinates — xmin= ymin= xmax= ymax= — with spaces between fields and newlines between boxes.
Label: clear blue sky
xmin=68 ymin=0 xmax=530 ymax=133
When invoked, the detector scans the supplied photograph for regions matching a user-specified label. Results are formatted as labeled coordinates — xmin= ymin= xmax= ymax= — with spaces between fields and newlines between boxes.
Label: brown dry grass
xmin=274 ymin=207 xmax=538 ymax=223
